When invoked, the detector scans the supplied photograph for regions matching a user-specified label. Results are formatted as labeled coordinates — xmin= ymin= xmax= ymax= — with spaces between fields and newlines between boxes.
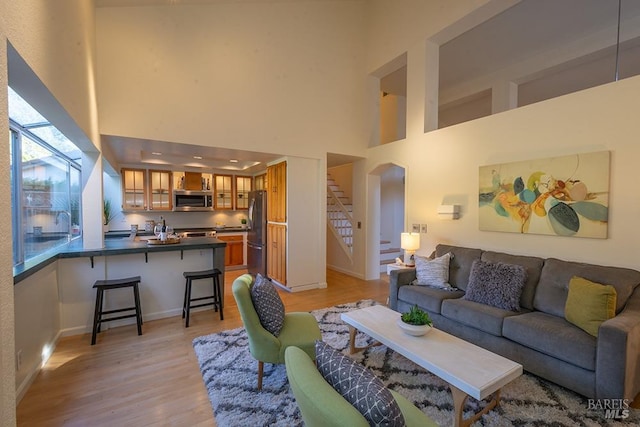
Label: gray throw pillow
xmin=464 ymin=259 xmax=527 ymax=311
xmin=315 ymin=341 xmax=405 ymax=427
xmin=250 ymin=274 xmax=285 ymax=336
xmin=412 ymin=252 xmax=452 ymax=289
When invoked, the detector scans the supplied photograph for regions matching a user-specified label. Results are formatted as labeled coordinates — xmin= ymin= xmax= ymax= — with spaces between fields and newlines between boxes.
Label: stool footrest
xmin=188 ymin=302 xmax=220 ymax=310
xmin=100 ymin=306 xmax=137 ymax=316
xmin=97 ymin=313 xmax=139 ymax=323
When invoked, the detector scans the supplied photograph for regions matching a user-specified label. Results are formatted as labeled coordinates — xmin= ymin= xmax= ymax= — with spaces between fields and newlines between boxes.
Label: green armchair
xmin=284 ymin=346 xmax=438 ymax=427
xmin=232 ymin=274 xmax=322 ymax=389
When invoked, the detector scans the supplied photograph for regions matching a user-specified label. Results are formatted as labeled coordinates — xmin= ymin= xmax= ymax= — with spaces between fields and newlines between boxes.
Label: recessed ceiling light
xmin=152 ymin=152 xmax=162 ymax=155
xmin=193 ymin=156 xmax=203 ymax=160
xmin=229 ymin=159 xmax=239 ymax=163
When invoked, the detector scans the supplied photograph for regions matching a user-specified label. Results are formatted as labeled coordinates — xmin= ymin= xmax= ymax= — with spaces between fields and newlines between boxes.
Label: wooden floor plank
xmin=16 ymin=269 xmax=389 ymax=426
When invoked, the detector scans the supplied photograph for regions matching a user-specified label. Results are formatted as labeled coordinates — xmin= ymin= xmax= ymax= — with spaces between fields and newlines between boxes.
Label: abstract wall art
xmin=479 ymin=151 xmax=610 ymax=238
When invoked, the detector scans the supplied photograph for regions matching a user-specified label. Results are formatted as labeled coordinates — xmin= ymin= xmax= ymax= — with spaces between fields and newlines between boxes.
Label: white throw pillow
xmin=412 ymin=252 xmax=452 ymax=289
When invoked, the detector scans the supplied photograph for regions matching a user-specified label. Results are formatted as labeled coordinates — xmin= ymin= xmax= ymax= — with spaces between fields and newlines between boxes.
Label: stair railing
xmin=327 ymin=185 xmax=353 ymax=261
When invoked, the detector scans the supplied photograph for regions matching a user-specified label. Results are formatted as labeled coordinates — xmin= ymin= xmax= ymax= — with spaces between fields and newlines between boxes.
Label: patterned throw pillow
xmin=250 ymin=274 xmax=285 ymax=336
xmin=315 ymin=341 xmax=405 ymax=426
xmin=464 ymin=259 xmax=527 ymax=311
xmin=412 ymin=252 xmax=452 ymax=289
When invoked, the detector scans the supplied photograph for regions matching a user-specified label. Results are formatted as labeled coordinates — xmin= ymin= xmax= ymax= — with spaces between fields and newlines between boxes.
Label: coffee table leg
xmin=450 ymin=385 xmax=501 ymax=427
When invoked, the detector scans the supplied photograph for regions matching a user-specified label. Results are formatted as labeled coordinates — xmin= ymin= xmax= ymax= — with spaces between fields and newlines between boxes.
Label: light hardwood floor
xmin=16 ymin=269 xmax=390 ymax=426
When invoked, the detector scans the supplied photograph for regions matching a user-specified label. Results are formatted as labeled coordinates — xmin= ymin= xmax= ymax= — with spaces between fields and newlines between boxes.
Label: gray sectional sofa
xmin=388 ymin=244 xmax=640 ymax=400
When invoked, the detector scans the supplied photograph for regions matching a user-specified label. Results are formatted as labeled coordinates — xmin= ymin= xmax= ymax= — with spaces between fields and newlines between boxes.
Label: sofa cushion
xmin=398 ymin=284 xmax=464 ymax=315
xmin=434 ymin=245 xmax=483 ymax=291
xmin=503 ymin=311 xmax=596 ymax=371
xmin=413 ymin=252 xmax=452 ymax=289
xmin=463 ymin=259 xmax=527 ymax=311
xmin=441 ymin=298 xmax=522 ymax=336
xmin=534 ymin=258 xmax=640 ymax=317
xmin=250 ymin=274 xmax=285 ymax=336
xmin=565 ymin=276 xmax=617 ymax=337
xmin=481 ymin=251 xmax=544 ymax=310
xmin=315 ymin=341 xmax=405 ymax=426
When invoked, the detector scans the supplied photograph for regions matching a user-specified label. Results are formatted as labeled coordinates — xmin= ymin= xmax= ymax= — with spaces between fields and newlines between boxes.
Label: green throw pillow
xmin=565 ymin=276 xmax=617 ymax=337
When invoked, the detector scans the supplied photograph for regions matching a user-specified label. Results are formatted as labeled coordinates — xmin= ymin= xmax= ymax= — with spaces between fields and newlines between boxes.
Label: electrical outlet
xmin=421 ymin=224 xmax=428 ymax=233
xmin=412 ymin=224 xmax=420 ymax=233
xmin=16 ymin=349 xmax=22 ymax=371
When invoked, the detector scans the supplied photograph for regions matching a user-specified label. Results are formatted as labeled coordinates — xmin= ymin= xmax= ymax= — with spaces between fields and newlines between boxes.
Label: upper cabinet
xmin=149 ymin=170 xmax=172 ymax=211
xmin=214 ymin=174 xmax=253 ymax=210
xmin=254 ymin=173 xmax=266 ymax=191
xmin=267 ymin=161 xmax=286 ymax=222
xmin=214 ymin=174 xmax=233 ymax=209
xmin=122 ymin=168 xmax=147 ymax=211
xmin=235 ymin=176 xmax=252 ymax=210
xmin=121 ymin=168 xmax=257 ymax=212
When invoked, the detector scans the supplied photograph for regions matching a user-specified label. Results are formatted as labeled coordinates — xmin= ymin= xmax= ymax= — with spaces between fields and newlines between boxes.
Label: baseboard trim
xmin=327 ymin=265 xmax=366 ymax=280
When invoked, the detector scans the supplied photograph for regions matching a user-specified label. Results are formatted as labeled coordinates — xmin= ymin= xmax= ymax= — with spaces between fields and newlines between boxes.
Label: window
xmin=9 ymin=87 xmax=82 ymax=266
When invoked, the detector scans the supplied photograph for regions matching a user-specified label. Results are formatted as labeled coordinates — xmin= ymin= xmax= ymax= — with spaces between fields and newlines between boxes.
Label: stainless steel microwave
xmin=173 ymin=190 xmax=213 ymax=211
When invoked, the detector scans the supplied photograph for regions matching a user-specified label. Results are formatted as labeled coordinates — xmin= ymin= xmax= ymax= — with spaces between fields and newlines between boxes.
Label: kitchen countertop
xmin=13 ymin=236 xmax=227 ymax=284
xmin=104 ymin=226 xmax=249 ymax=238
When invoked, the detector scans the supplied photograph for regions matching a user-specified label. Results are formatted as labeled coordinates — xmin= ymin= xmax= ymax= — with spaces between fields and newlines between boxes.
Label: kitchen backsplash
xmin=106 ymin=210 xmax=248 ymax=232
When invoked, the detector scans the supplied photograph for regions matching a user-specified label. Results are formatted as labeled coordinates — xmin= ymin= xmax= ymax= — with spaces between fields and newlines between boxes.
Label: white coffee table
xmin=341 ymin=304 xmax=523 ymax=427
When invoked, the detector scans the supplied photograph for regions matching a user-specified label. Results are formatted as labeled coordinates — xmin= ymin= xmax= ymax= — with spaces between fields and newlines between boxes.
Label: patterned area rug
xmin=193 ymin=300 xmax=639 ymax=426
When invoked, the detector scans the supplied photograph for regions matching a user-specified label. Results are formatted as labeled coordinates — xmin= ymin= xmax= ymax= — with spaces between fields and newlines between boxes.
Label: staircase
xmin=380 ymin=240 xmax=402 ymax=273
xmin=327 ymin=173 xmax=353 ymax=260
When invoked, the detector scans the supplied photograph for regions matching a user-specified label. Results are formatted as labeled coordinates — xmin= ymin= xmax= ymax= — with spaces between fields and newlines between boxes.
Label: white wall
xmin=1 ymin=0 xmax=101 ymax=419
xmin=13 ymin=263 xmax=60 ymax=403
xmin=365 ymin=76 xmax=640 ymax=274
xmin=95 ymin=2 xmax=369 ymax=159
xmin=285 ymin=156 xmax=326 ymax=290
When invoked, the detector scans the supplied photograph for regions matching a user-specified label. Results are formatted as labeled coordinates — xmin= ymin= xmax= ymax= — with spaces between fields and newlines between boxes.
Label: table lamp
xmin=400 ymin=232 xmax=420 ymax=266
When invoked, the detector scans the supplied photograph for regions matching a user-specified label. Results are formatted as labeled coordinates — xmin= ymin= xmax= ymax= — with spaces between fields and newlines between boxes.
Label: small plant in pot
xmin=398 ymin=305 xmax=433 ymax=336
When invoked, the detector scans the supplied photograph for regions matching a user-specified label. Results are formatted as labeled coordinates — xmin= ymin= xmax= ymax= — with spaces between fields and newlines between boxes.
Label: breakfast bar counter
xmin=14 ymin=236 xmax=228 ymax=337
xmin=14 ymin=236 xmax=227 ymax=283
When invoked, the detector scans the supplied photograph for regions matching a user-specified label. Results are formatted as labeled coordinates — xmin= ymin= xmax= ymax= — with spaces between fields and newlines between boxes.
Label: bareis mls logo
xmin=588 ymin=399 xmax=630 ymax=419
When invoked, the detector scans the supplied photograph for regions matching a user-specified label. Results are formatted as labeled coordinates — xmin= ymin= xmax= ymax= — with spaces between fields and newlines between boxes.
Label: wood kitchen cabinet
xmin=216 ymin=234 xmax=244 ymax=267
xmin=235 ymin=175 xmax=252 ymax=210
xmin=214 ymin=174 xmax=233 ymax=209
xmin=266 ymin=161 xmax=286 ymax=222
xmin=254 ymin=173 xmax=266 ymax=191
xmin=122 ymin=168 xmax=147 ymax=210
xmin=267 ymin=223 xmax=286 ymax=285
xmin=149 ymin=170 xmax=172 ymax=211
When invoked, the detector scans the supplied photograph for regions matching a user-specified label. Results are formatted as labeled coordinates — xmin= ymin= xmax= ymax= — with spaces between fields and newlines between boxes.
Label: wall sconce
xmin=437 ymin=205 xmax=460 ymax=220
xmin=400 ymin=232 xmax=420 ymax=266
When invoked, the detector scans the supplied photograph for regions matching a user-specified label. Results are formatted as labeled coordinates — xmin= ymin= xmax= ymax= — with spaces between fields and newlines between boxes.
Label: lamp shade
xmin=400 ymin=232 xmax=420 ymax=251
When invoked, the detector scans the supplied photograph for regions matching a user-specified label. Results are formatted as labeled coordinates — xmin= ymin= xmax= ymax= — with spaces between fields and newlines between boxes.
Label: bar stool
xmin=182 ymin=268 xmax=223 ymax=327
xmin=91 ymin=276 xmax=143 ymax=345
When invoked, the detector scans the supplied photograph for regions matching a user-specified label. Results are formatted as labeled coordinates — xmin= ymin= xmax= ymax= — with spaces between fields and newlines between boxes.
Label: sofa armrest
xmin=596 ymin=286 xmax=640 ymax=399
xmin=388 ymin=268 xmax=417 ymax=310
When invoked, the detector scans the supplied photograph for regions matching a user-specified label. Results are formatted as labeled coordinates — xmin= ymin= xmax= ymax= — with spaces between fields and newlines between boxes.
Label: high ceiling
xmin=99 ymin=0 xmax=640 ymax=170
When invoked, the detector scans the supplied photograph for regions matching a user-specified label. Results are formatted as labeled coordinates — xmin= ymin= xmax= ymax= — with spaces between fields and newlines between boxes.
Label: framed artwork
xmin=479 ymin=151 xmax=610 ymax=238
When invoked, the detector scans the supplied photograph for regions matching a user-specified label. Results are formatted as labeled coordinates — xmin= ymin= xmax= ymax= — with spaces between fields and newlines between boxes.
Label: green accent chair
xmin=284 ymin=346 xmax=439 ymax=427
xmin=232 ymin=274 xmax=322 ymax=390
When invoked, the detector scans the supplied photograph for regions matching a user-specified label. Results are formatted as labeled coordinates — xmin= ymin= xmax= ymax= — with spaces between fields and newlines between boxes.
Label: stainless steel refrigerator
xmin=247 ymin=190 xmax=267 ymax=277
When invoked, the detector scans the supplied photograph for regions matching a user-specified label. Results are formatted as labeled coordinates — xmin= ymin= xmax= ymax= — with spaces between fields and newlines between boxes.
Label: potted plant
xmin=398 ymin=305 xmax=433 ymax=336
xmin=240 ymin=217 xmax=248 ymax=228
xmin=103 ymin=198 xmax=116 ymax=232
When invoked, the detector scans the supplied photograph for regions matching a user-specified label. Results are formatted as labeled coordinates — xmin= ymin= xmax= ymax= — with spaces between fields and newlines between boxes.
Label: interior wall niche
xmin=437 ymin=0 xmax=640 ymax=129
xmin=376 ymin=54 xmax=407 ymax=145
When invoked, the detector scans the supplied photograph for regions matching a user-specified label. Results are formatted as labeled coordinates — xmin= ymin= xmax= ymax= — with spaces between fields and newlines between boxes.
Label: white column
xmin=424 ymin=40 xmax=440 ymax=132
xmin=82 ymin=150 xmax=105 ymax=249
xmin=0 ymin=33 xmax=17 ymax=425
xmin=492 ymin=80 xmax=518 ymax=114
